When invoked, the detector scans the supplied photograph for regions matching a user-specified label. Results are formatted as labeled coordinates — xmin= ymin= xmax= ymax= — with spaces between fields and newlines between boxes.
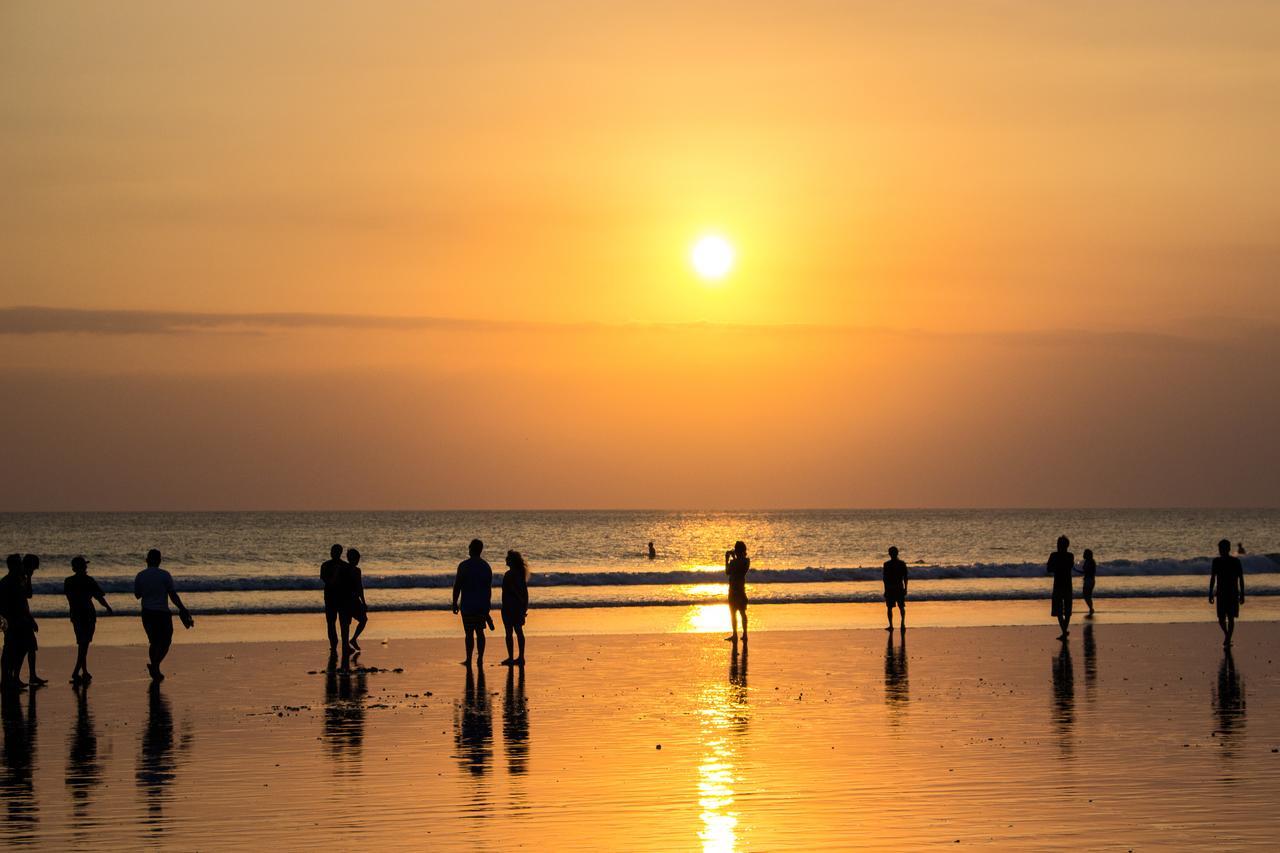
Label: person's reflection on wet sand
xmin=1082 ymin=622 xmax=1097 ymax=697
xmin=1212 ymin=648 xmax=1246 ymax=769
xmin=136 ymin=684 xmax=192 ymax=836
xmin=66 ymin=685 xmax=103 ymax=826
xmin=454 ymin=665 xmax=493 ymax=778
xmin=0 ymin=687 xmax=37 ymax=842
xmin=728 ymin=646 xmax=749 ymax=730
xmin=503 ymin=666 xmax=529 ymax=775
xmin=1051 ymin=643 xmax=1075 ymax=757
xmin=323 ymin=662 xmax=368 ymax=768
xmin=883 ymin=632 xmax=908 ymax=721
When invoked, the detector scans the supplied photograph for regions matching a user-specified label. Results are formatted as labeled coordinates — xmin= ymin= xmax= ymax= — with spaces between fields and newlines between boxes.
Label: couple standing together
xmin=453 ymin=539 xmax=530 ymax=668
xmin=320 ymin=544 xmax=369 ymax=669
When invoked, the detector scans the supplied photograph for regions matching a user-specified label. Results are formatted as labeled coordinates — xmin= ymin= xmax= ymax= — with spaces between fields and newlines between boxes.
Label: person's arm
xmin=1209 ymin=563 xmax=1217 ymax=602
xmin=167 ymin=575 xmax=194 ymax=627
xmin=1238 ymin=564 xmax=1245 ymax=604
xmin=902 ymin=566 xmax=908 ymax=595
xmin=93 ymin=579 xmax=112 ymax=613
xmin=452 ymin=565 xmax=463 ymax=613
xmin=134 ymin=573 xmax=143 ymax=600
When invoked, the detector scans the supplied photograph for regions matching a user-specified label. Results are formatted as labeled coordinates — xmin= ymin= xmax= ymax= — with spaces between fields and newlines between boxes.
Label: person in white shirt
xmin=134 ymin=549 xmax=194 ymax=682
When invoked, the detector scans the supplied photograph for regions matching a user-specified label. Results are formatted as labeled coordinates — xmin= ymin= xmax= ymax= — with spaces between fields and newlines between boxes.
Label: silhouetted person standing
xmin=647 ymin=541 xmax=656 ymax=560
xmin=320 ymin=544 xmax=348 ymax=654
xmin=134 ymin=550 xmax=194 ymax=681
xmin=0 ymin=555 xmax=35 ymax=690
xmin=1047 ymin=535 xmax=1074 ymax=640
xmin=725 ymin=541 xmax=750 ymax=645
xmin=500 ymin=550 xmax=529 ymax=666
xmin=452 ymin=539 xmax=493 ymax=667
xmin=19 ymin=555 xmax=46 ymax=687
xmin=346 ymin=548 xmax=369 ymax=652
xmin=1077 ymin=548 xmax=1097 ymax=616
xmin=65 ymin=556 xmax=111 ymax=684
xmin=1209 ymin=538 xmax=1244 ymax=646
xmin=883 ymin=546 xmax=908 ymax=631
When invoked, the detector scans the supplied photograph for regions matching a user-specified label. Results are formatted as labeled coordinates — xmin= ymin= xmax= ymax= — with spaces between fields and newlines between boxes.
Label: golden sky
xmin=2 ymin=2 xmax=1278 ymax=509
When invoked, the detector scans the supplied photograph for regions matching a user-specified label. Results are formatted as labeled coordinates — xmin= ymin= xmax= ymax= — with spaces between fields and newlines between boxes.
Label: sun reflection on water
xmin=696 ymin=652 xmax=749 ymax=851
xmin=683 ymin=603 xmax=732 ymax=633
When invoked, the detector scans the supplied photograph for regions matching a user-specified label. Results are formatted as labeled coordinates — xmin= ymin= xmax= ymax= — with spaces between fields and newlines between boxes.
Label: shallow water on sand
xmin=0 ymin=624 xmax=1277 ymax=850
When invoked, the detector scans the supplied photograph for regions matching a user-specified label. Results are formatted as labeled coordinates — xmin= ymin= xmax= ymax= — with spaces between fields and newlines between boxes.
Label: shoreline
xmin=20 ymin=596 xmax=1278 ymax=648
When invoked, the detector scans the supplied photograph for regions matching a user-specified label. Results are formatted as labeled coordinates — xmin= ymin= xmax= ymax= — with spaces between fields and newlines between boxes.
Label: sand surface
xmin=1 ymin=620 xmax=1277 ymax=850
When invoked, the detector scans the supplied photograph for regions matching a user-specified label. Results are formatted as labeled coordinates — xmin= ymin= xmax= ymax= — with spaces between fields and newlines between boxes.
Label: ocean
xmin=1 ymin=509 xmax=1275 ymax=617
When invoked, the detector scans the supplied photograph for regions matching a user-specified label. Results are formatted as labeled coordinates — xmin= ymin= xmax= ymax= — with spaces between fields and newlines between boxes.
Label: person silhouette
xmin=0 ymin=554 xmax=36 ymax=690
xmin=133 ymin=549 xmax=194 ymax=681
xmin=319 ymin=544 xmax=348 ymax=655
xmin=724 ymin=541 xmax=750 ymax=645
xmin=346 ymin=548 xmax=369 ymax=652
xmin=1076 ymin=548 xmax=1097 ymax=616
xmin=1047 ymin=535 xmax=1075 ymax=640
xmin=648 ymin=541 xmax=656 ymax=560
xmin=19 ymin=555 xmax=46 ymax=687
xmin=500 ymin=550 xmax=529 ymax=667
xmin=1209 ymin=538 xmax=1244 ymax=646
xmin=452 ymin=539 xmax=493 ymax=667
xmin=883 ymin=546 xmax=908 ymax=631
xmin=65 ymin=556 xmax=112 ymax=685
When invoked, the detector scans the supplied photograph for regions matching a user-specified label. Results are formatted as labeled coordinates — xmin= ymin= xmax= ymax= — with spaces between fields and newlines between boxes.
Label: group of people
xmin=0 ymin=549 xmax=193 ymax=690
xmin=0 ymin=534 xmax=1253 ymax=690
xmin=320 ymin=538 xmax=531 ymax=671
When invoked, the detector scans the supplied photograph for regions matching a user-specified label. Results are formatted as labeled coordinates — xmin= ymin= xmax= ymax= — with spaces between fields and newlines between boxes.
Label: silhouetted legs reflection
xmin=454 ymin=666 xmax=493 ymax=778
xmin=136 ymin=684 xmax=191 ymax=836
xmin=66 ymin=685 xmax=102 ymax=825
xmin=1082 ymin=622 xmax=1097 ymax=696
xmin=0 ymin=687 xmax=37 ymax=842
xmin=503 ymin=666 xmax=529 ymax=775
xmin=884 ymin=632 xmax=909 ymax=720
xmin=323 ymin=660 xmax=368 ymax=768
xmin=1212 ymin=649 xmax=1246 ymax=767
xmin=1051 ymin=643 xmax=1075 ymax=757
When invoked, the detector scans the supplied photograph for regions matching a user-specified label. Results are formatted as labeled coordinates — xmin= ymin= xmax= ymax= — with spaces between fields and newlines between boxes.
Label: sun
xmin=690 ymin=234 xmax=735 ymax=282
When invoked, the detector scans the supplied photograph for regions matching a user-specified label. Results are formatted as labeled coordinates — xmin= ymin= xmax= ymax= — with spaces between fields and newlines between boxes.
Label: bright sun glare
xmin=690 ymin=234 xmax=735 ymax=282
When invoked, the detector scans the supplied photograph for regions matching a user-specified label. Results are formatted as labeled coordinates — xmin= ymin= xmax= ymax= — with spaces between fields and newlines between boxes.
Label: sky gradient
xmin=2 ymin=2 xmax=1278 ymax=509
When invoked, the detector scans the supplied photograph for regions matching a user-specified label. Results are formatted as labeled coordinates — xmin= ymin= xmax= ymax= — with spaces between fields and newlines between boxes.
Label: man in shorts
xmin=1047 ymin=535 xmax=1075 ymax=640
xmin=452 ymin=539 xmax=493 ymax=668
xmin=1209 ymin=538 xmax=1245 ymax=646
xmin=134 ymin=549 xmax=195 ymax=681
xmin=883 ymin=546 xmax=908 ymax=632
xmin=0 ymin=554 xmax=35 ymax=690
xmin=65 ymin=555 xmax=112 ymax=684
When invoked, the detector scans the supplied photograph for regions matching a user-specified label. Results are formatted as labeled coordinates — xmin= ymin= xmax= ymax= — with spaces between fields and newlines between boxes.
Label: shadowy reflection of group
xmin=883 ymin=632 xmax=908 ymax=721
xmin=66 ymin=685 xmax=103 ymax=826
xmin=323 ymin=662 xmax=368 ymax=768
xmin=1051 ymin=643 xmax=1075 ymax=757
xmin=1212 ymin=649 xmax=1246 ymax=770
xmin=503 ymin=667 xmax=529 ymax=776
xmin=454 ymin=666 xmax=493 ymax=778
xmin=136 ymin=684 xmax=192 ymax=837
xmin=0 ymin=687 xmax=37 ymax=842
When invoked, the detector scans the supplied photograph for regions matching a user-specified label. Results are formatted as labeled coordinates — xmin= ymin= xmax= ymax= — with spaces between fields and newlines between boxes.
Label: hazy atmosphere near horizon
xmin=3 ymin=2 xmax=1278 ymax=510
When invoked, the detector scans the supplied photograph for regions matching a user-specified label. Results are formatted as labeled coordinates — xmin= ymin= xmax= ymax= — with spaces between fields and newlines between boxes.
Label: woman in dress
xmin=501 ymin=550 xmax=530 ymax=666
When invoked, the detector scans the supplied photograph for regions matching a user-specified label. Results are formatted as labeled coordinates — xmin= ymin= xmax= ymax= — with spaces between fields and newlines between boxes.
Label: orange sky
xmin=2 ymin=2 xmax=1278 ymax=509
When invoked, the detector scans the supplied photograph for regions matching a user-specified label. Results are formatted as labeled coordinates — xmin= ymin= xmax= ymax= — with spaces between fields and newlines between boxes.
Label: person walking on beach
xmin=883 ymin=546 xmax=909 ymax=631
xmin=346 ymin=548 xmax=369 ymax=652
xmin=19 ymin=555 xmax=48 ymax=687
xmin=1209 ymin=538 xmax=1245 ymax=646
xmin=1076 ymin=548 xmax=1097 ymax=616
xmin=452 ymin=539 xmax=493 ymax=667
xmin=65 ymin=556 xmax=111 ymax=684
xmin=0 ymin=554 xmax=36 ymax=690
xmin=500 ymin=550 xmax=529 ymax=666
xmin=725 ymin=541 xmax=750 ymax=644
xmin=134 ymin=549 xmax=195 ymax=681
xmin=1047 ymin=535 xmax=1075 ymax=640
xmin=320 ymin=544 xmax=348 ymax=655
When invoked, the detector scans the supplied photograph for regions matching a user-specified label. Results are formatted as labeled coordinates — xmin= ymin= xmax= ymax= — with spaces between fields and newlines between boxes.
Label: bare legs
xmin=71 ymin=642 xmax=92 ymax=683
xmin=463 ymin=625 xmax=486 ymax=667
xmin=1219 ymin=614 xmax=1235 ymax=646
xmin=1057 ymin=614 xmax=1070 ymax=641
xmin=726 ymin=606 xmax=748 ymax=644
xmin=502 ymin=625 xmax=526 ymax=665
xmin=350 ymin=613 xmax=368 ymax=649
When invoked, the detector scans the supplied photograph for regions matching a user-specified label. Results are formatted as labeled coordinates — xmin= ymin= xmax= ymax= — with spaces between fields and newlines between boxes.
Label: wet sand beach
xmin=1 ymin=618 xmax=1276 ymax=850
